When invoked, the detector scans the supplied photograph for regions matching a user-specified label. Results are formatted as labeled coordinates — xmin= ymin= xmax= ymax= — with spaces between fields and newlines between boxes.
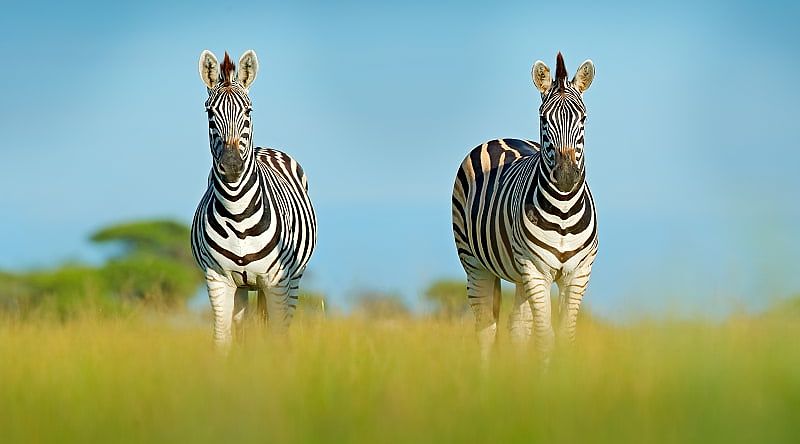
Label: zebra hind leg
xmin=467 ymin=270 xmax=501 ymax=363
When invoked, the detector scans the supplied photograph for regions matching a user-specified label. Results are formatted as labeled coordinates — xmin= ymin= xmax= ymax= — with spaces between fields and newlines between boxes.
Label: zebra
xmin=451 ymin=53 xmax=597 ymax=363
xmin=191 ymin=50 xmax=317 ymax=347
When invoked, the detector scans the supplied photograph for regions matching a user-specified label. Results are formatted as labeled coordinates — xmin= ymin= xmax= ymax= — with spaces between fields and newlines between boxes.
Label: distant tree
xmin=90 ymin=219 xmax=195 ymax=267
xmin=0 ymin=219 xmax=203 ymax=318
xmin=423 ymin=279 xmax=468 ymax=319
xmin=353 ymin=291 xmax=410 ymax=319
xmin=100 ymin=255 xmax=200 ymax=307
xmin=90 ymin=219 xmax=202 ymax=307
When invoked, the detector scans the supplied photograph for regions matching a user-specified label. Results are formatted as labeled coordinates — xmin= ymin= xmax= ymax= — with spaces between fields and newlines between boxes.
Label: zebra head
xmin=198 ymin=50 xmax=259 ymax=183
xmin=531 ymin=53 xmax=595 ymax=192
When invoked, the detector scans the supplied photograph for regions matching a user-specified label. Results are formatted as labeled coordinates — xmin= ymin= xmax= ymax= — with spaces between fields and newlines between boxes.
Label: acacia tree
xmin=90 ymin=220 xmax=196 ymax=267
xmin=90 ymin=219 xmax=202 ymax=307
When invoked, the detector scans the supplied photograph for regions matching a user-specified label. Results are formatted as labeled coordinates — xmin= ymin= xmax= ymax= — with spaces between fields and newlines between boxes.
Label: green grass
xmin=1 ymin=313 xmax=798 ymax=443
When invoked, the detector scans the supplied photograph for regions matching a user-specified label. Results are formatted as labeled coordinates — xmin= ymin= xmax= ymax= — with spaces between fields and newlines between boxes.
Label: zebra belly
xmin=453 ymin=140 xmax=540 ymax=283
xmin=459 ymin=220 xmax=525 ymax=283
xmin=465 ymin=232 xmax=593 ymax=283
xmin=209 ymin=246 xmax=281 ymax=278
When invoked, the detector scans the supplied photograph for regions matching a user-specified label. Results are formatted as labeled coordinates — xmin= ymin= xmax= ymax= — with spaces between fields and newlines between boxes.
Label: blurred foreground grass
xmin=1 ymin=312 xmax=798 ymax=443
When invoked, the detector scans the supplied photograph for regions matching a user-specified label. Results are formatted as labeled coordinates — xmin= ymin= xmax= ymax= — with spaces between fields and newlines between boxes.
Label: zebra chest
xmin=211 ymin=217 xmax=255 ymax=247
xmin=206 ymin=206 xmax=281 ymax=271
xmin=524 ymin=204 xmax=581 ymax=242
xmin=519 ymin=194 xmax=594 ymax=271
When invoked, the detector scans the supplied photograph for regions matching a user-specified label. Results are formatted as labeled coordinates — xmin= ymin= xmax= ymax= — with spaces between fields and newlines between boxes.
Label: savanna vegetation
xmin=1 ymin=311 xmax=799 ymax=443
xmin=0 ymin=220 xmax=798 ymax=443
xmin=0 ymin=220 xmax=202 ymax=318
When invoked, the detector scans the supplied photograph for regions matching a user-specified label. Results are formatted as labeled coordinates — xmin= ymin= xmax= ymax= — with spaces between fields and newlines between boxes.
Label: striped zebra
xmin=451 ymin=53 xmax=597 ymax=362
xmin=191 ymin=50 xmax=317 ymax=347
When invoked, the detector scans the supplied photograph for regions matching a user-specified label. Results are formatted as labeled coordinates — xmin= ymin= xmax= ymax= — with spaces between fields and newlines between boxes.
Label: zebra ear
xmin=237 ymin=50 xmax=259 ymax=90
xmin=199 ymin=50 xmax=220 ymax=89
xmin=572 ymin=59 xmax=595 ymax=93
xmin=532 ymin=60 xmax=552 ymax=94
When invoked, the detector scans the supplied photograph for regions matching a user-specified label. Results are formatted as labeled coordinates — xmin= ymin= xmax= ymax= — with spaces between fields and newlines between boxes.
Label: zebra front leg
xmin=467 ymin=270 xmax=501 ymax=363
xmin=522 ymin=270 xmax=554 ymax=365
xmin=257 ymin=276 xmax=294 ymax=334
xmin=233 ymin=288 xmax=250 ymax=343
xmin=508 ymin=283 xmax=533 ymax=344
xmin=206 ymin=273 xmax=237 ymax=350
xmin=557 ymin=271 xmax=590 ymax=344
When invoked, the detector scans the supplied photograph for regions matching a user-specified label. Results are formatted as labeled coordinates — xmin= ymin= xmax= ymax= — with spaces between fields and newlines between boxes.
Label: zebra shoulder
xmin=254 ymin=147 xmax=309 ymax=191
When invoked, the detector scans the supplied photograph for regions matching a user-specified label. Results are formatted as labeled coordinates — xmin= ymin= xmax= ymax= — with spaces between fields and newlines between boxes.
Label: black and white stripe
xmin=192 ymin=50 xmax=316 ymax=346
xmin=452 ymin=53 xmax=597 ymax=361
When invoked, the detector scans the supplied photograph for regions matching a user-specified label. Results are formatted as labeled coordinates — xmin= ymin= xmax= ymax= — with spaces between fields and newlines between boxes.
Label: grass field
xmin=1 ymin=311 xmax=799 ymax=443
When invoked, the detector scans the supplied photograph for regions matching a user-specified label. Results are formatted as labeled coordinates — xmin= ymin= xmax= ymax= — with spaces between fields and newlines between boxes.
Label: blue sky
xmin=1 ymin=0 xmax=799 ymax=319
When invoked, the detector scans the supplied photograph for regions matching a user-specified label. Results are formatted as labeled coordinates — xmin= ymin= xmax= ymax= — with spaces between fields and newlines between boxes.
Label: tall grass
xmin=1 ymin=312 xmax=798 ymax=443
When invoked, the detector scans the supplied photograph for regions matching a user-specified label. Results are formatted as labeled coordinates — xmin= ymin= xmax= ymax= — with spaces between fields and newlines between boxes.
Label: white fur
xmin=237 ymin=50 xmax=259 ymax=90
xmin=199 ymin=50 xmax=220 ymax=89
xmin=572 ymin=59 xmax=595 ymax=93
xmin=532 ymin=60 xmax=552 ymax=94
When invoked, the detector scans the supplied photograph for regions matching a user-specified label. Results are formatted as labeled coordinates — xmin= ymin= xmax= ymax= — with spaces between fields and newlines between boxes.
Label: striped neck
xmin=211 ymin=148 xmax=261 ymax=215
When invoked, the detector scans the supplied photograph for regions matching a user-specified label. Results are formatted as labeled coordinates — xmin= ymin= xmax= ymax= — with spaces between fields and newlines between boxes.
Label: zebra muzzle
xmin=218 ymin=144 xmax=245 ymax=181
xmin=553 ymin=147 xmax=580 ymax=192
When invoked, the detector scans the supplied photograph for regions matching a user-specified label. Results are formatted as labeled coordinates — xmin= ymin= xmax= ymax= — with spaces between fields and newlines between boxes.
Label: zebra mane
xmin=555 ymin=52 xmax=568 ymax=91
xmin=220 ymin=52 xmax=236 ymax=85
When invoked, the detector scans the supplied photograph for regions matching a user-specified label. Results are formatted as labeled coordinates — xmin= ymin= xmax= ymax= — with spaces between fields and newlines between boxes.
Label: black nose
xmin=553 ymin=162 xmax=580 ymax=192
xmin=218 ymin=146 xmax=244 ymax=181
